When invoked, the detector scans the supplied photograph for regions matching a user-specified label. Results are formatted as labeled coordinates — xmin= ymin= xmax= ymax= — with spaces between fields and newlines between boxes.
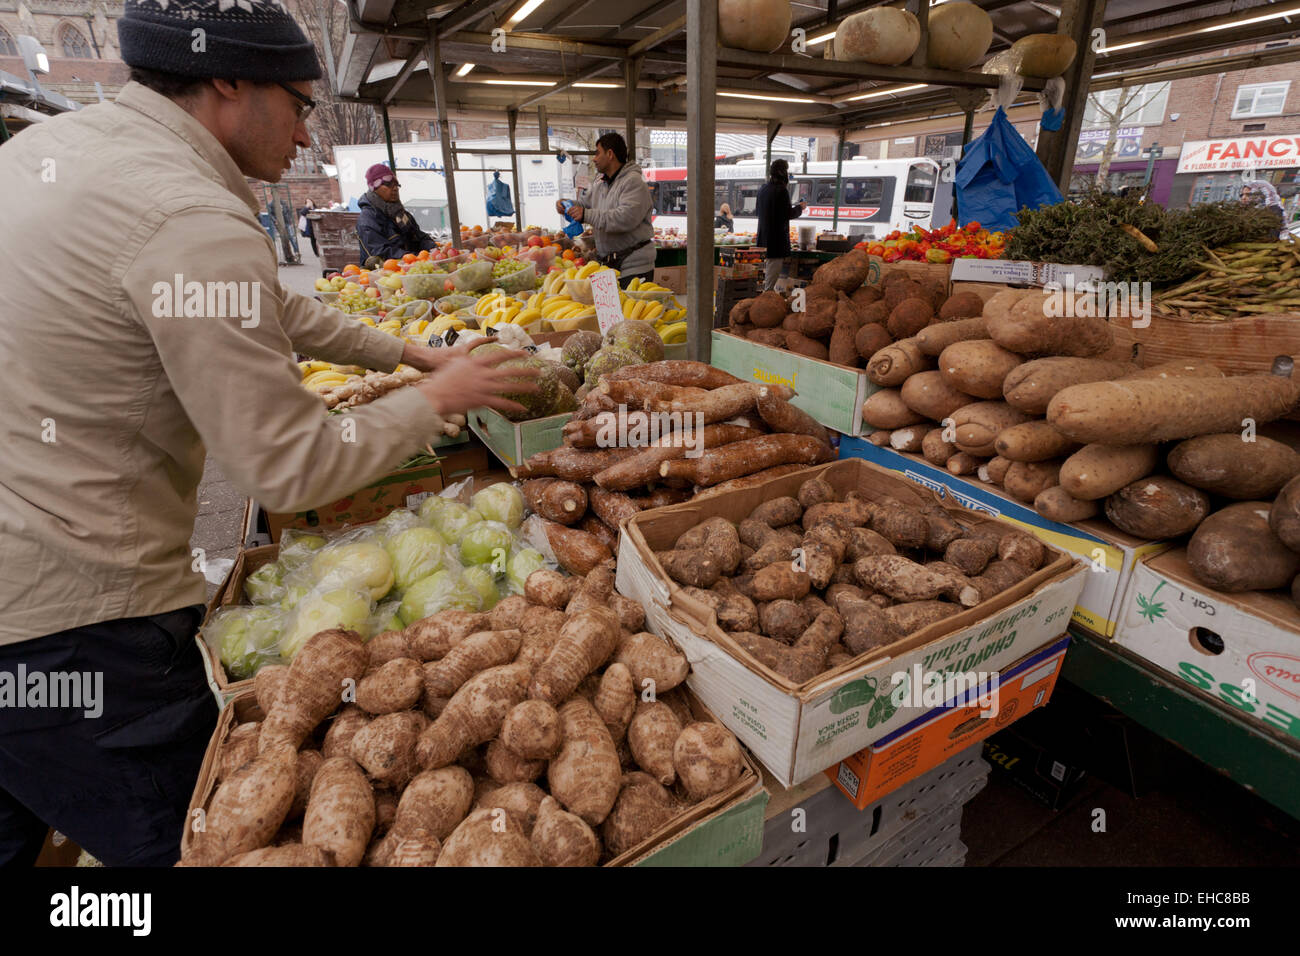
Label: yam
xmin=868 ymin=337 xmax=930 ymax=387
xmin=1189 ymin=502 xmax=1300 ymax=592
xmin=939 ymin=340 xmax=1024 ymax=400
xmin=547 ymin=697 xmax=622 ymax=825
xmin=1059 ymin=444 xmax=1160 ymax=500
xmin=938 ymin=291 xmax=987 ymax=321
xmin=887 ymin=298 xmax=935 ymax=339
xmin=882 ymin=600 xmax=960 ymax=633
xmin=889 ymin=425 xmax=936 ymax=454
xmin=828 ymin=293 xmax=861 ymax=367
xmin=1002 ymin=357 xmax=1134 ymax=415
xmin=922 ymin=428 xmax=958 ymax=467
xmin=949 ymin=402 xmax=1034 ymax=457
xmin=614 ymin=631 xmax=689 ymax=695
xmin=301 ymin=757 xmax=375 ymax=869
xmin=435 ymin=808 xmax=539 ymax=867
xmin=1034 ymin=486 xmax=1100 ymax=523
xmin=179 ymin=745 xmax=298 ymax=867
xmin=531 ymin=796 xmax=600 ymax=867
xmin=946 ymin=452 xmax=983 ymax=476
xmin=755 ymin=388 xmax=831 ymax=445
xmin=350 ymin=711 xmax=426 ymax=789
xmin=855 ymin=322 xmax=893 ymax=360
xmin=784 ymin=330 xmax=829 ymax=360
xmin=1167 ymin=434 xmax=1300 ymax=500
xmin=539 ymin=519 xmax=612 ymax=576
xmin=1047 ymin=375 xmax=1300 ymax=445
xmin=356 ymin=657 xmax=424 ymax=715
xmin=602 ymin=773 xmax=678 ymax=857
xmin=811 ymin=248 xmax=872 ymax=292
xmin=986 ymin=291 xmax=1114 ymax=357
xmin=901 ymin=370 xmax=977 ymax=422
xmin=1002 ymin=461 xmax=1062 ymax=505
xmin=748 ymin=291 xmax=787 ymax=328
xmin=884 ymin=279 xmax=925 ymax=311
xmin=1104 ymin=477 xmax=1211 ymax=539
xmin=916 ymin=316 xmax=989 ymax=356
xmin=673 ymin=723 xmax=744 ymax=800
xmin=499 ymin=700 xmax=562 ymax=761
xmin=658 ymin=434 xmax=831 ymax=487
xmin=994 ymin=421 xmax=1080 ymax=463
xmin=862 ymin=388 xmax=927 ymax=430
xmin=1270 ymin=474 xmax=1300 ymax=552
xmin=748 ymin=328 xmax=787 ymax=348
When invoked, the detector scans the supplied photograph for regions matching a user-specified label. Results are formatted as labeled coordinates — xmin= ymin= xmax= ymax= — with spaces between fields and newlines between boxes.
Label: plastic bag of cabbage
xmin=206 ymin=482 xmax=551 ymax=679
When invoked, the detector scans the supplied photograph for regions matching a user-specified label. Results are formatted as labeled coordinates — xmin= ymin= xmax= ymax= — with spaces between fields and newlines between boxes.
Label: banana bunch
xmin=625 ymin=276 xmax=671 ymax=293
xmin=428 ymin=315 xmax=467 ymax=335
xmin=622 ymin=297 xmax=670 ymax=322
xmin=657 ymin=323 xmax=687 ymax=344
xmin=376 ymin=318 xmax=403 ymax=336
xmin=299 ymin=359 xmax=363 ymax=393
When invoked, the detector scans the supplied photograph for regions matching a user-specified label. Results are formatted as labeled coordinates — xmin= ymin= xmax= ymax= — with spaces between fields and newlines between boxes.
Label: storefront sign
xmin=1077 ymin=127 xmax=1145 ymax=160
xmin=1177 ymin=136 xmax=1300 ymax=173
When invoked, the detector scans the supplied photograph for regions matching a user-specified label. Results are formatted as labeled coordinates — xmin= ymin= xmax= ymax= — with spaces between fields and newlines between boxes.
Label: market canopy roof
xmin=334 ymin=0 xmax=1300 ymax=133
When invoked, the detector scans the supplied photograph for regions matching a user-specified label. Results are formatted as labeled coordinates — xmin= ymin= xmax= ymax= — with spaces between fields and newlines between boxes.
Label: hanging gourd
xmin=1012 ymin=34 xmax=1079 ymax=78
xmin=926 ymin=2 xmax=994 ymax=71
xmin=718 ymin=0 xmax=793 ymax=54
xmin=834 ymin=8 xmax=921 ymax=65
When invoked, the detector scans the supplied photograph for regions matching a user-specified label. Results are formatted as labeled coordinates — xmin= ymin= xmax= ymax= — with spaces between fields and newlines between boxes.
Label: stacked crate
xmin=309 ymin=211 xmax=361 ymax=274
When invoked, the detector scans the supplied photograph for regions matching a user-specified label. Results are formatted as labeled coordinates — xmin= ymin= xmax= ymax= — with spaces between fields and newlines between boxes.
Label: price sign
xmin=589 ymin=269 xmax=622 ymax=335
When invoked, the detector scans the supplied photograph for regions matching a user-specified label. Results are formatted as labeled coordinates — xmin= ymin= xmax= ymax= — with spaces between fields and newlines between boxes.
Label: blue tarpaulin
xmin=956 ymin=108 xmax=1063 ymax=232
xmin=486 ymin=171 xmax=514 ymax=217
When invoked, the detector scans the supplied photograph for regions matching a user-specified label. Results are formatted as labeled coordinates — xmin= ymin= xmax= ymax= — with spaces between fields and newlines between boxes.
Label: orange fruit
xmin=416 ymin=250 xmax=429 ymax=261
xmin=562 ymin=249 xmax=575 ymax=260
xmin=393 ymin=257 xmax=410 ymax=268
xmin=342 ymin=264 xmax=360 ymax=275
xmin=357 ymin=273 xmax=371 ymax=284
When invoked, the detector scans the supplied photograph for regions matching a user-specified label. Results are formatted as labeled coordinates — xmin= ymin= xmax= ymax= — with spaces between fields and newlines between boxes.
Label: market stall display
xmin=182 ymin=562 xmax=757 ymax=867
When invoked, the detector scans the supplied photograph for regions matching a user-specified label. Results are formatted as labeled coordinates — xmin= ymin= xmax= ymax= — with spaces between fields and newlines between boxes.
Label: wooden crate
xmin=1110 ymin=311 xmax=1300 ymax=377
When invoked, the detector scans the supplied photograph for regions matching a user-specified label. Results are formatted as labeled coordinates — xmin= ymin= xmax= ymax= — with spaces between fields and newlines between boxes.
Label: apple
xmin=366 ymin=287 xmax=381 ymax=298
xmin=443 ymin=279 xmax=455 ymax=292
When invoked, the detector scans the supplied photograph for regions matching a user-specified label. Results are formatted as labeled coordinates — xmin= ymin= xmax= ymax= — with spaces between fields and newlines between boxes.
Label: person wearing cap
xmin=0 ymin=0 xmax=535 ymax=867
xmin=756 ymin=158 xmax=806 ymax=291
xmin=554 ymin=132 xmax=655 ymax=288
xmin=356 ymin=164 xmax=441 ymax=265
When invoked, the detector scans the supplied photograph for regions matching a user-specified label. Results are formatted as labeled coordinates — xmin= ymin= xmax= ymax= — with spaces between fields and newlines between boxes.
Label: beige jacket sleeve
xmin=123 ymin=208 xmax=445 ymax=513
xmin=280 ymin=288 xmax=406 ymax=371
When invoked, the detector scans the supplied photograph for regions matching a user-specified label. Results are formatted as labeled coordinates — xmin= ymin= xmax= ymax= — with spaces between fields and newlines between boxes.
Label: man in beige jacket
xmin=0 ymin=0 xmax=533 ymax=866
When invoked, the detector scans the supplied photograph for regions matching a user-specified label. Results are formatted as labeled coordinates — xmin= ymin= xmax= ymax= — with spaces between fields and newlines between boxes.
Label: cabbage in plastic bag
xmin=471 ymin=483 xmax=525 ymax=529
xmin=367 ymin=599 xmax=404 ymax=639
xmin=385 ymin=526 xmax=449 ymax=592
xmin=506 ymin=547 xmax=548 ymax=593
xmin=205 ymin=605 xmax=284 ymax=680
xmin=373 ymin=507 xmax=421 ymax=542
xmin=311 ymin=540 xmax=395 ymax=600
xmin=243 ymin=561 xmax=285 ymax=605
xmin=278 ymin=529 xmax=328 ymax=571
xmin=399 ymin=569 xmax=483 ymax=626
xmin=279 ymin=586 xmax=374 ymax=660
xmin=461 ymin=565 xmax=501 ymax=610
xmin=422 ymin=498 xmax=484 ymax=542
xmin=457 ymin=520 xmax=515 ymax=567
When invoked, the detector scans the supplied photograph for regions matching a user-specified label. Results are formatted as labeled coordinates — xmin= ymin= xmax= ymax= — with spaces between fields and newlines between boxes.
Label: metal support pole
xmin=832 ymin=128 xmax=846 ymax=232
xmin=765 ymin=119 xmax=782 ymax=172
xmin=538 ymin=106 xmax=549 ymax=152
xmin=1036 ymin=0 xmax=1107 ymax=192
xmin=381 ymin=103 xmax=397 ymax=175
xmin=686 ymin=0 xmax=717 ymax=363
xmin=507 ymin=109 xmax=525 ymax=228
xmin=625 ymin=56 xmax=642 ymax=161
xmin=427 ymin=31 xmax=462 ymax=243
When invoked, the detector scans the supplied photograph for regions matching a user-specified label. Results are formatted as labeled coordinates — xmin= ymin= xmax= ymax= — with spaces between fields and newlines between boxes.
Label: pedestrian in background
xmin=756 ymin=158 xmax=805 ymax=291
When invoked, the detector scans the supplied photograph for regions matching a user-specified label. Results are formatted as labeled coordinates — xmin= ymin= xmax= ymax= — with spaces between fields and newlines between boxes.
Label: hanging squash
xmin=926 ymin=2 xmax=994 ymax=71
xmin=835 ymin=8 xmax=921 ymax=65
xmin=1012 ymin=34 xmax=1078 ymax=78
xmin=718 ymin=0 xmax=793 ymax=54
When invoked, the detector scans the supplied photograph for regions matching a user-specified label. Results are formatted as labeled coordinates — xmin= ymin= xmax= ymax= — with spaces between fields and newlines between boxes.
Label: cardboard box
xmin=983 ymin=727 xmax=1089 ymax=811
xmin=615 ymin=458 xmax=1087 ymax=787
xmin=468 ymin=407 xmax=572 ymax=469
xmin=653 ymin=265 xmax=686 ymax=294
xmin=1116 ymin=549 xmax=1300 ymax=743
xmin=437 ymin=438 xmax=490 ymax=482
xmin=948 ymin=258 xmax=1106 ymax=288
xmin=710 ymin=329 xmax=878 ymax=436
xmin=828 ymin=638 xmax=1070 ymax=809
xmin=867 ymin=255 xmax=951 ymax=291
xmin=264 ymin=462 xmax=444 ymax=543
xmin=839 ymin=438 xmax=1171 ymax=639
xmin=182 ymin=687 xmax=765 ymax=866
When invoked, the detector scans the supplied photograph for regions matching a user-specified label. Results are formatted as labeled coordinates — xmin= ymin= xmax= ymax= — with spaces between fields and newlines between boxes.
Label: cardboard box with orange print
xmin=827 ymin=637 xmax=1071 ymax=809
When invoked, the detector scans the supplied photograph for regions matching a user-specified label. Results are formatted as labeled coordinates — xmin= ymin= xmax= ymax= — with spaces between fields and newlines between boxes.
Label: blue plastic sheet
xmin=955 ymin=108 xmax=1064 ymax=232
xmin=485 ymin=171 xmax=514 ymax=217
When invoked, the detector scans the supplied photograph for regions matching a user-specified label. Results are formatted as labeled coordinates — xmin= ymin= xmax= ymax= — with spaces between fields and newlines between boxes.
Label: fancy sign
xmin=1176 ymin=136 xmax=1300 ymax=173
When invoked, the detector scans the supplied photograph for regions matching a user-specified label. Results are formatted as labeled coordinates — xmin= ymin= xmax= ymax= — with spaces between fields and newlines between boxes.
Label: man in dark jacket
xmin=755 ymin=158 xmax=805 ymax=290
xmin=356 ymin=163 xmax=439 ymax=264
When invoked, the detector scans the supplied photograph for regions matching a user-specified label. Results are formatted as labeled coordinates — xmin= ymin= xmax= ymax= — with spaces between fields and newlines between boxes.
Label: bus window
xmin=715 ymin=181 xmax=731 ymax=214
xmin=841 ymin=178 xmax=885 ymax=206
xmin=734 ymin=180 xmax=762 ymax=216
xmin=655 ymin=181 xmax=689 ymax=215
xmin=905 ymin=165 xmax=937 ymax=204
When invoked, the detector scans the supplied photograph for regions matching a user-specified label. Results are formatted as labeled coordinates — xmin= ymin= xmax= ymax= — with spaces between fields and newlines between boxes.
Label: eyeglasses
xmin=276 ymin=81 xmax=316 ymax=122
xmin=377 ymin=179 xmax=400 ymax=189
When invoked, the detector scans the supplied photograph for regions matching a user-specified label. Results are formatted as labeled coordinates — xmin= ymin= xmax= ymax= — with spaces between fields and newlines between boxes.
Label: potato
xmin=938 ymin=340 xmax=1024 ymax=400
xmin=435 ymin=808 xmax=540 ymax=866
xmin=980 ymin=456 xmax=1012 ymax=485
xmin=1189 ymin=502 xmax=1300 ymax=592
xmin=673 ymin=722 xmax=744 ymax=801
xmin=1104 ymin=477 xmax=1211 ymax=539
xmin=1002 ymin=357 xmax=1133 ymax=415
xmin=1059 ymin=444 xmax=1159 ymax=500
xmin=1034 ymin=485 xmax=1100 ymax=523
xmin=1270 ymin=474 xmax=1300 ymax=552
xmin=1002 ymin=460 xmax=1062 ymax=504
xmin=949 ymin=401 xmax=1033 ymax=457
xmin=1167 ymin=434 xmax=1300 ymax=500
xmin=994 ymin=421 xmax=1080 ymax=463
xmin=921 ymin=427 xmax=958 ymax=466
xmin=862 ymin=388 xmax=926 ymax=430
xmin=900 ymin=371 xmax=977 ymax=422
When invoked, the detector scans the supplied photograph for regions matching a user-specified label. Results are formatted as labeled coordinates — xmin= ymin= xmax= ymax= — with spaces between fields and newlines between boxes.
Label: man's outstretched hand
xmin=414 ymin=346 xmax=541 ymax=418
xmin=400 ymin=338 xmax=480 ymax=372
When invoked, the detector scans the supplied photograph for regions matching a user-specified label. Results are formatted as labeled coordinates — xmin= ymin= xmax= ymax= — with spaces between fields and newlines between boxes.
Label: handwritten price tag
xmin=590 ymin=269 xmax=623 ymax=335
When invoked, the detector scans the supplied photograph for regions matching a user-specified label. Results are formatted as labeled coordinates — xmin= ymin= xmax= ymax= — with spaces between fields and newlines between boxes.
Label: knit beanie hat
xmin=118 ymin=0 xmax=322 ymax=82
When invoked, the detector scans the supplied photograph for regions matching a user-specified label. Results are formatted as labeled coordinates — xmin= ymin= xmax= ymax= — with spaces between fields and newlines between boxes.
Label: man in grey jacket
xmin=557 ymin=132 xmax=655 ymax=287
